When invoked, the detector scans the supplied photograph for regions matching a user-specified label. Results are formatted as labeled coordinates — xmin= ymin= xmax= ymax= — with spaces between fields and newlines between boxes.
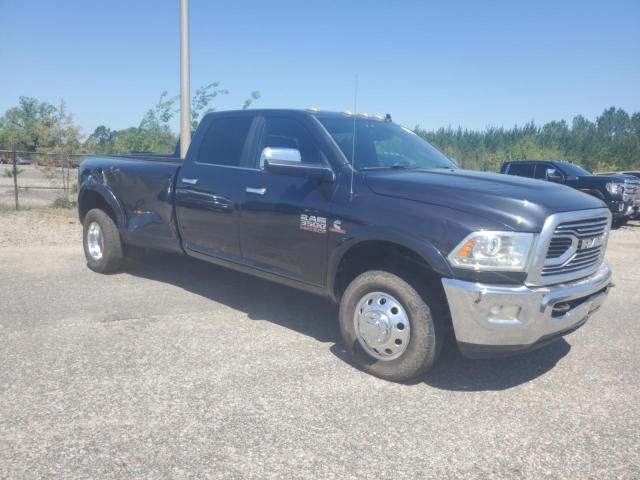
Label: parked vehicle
xmin=15 ymin=157 xmax=32 ymax=165
xmin=78 ymin=110 xmax=614 ymax=381
xmin=500 ymin=160 xmax=634 ymax=225
xmin=595 ymin=172 xmax=640 ymax=219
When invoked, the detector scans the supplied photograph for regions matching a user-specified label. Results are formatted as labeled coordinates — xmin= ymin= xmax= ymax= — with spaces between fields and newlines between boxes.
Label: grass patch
xmin=51 ymin=196 xmax=73 ymax=209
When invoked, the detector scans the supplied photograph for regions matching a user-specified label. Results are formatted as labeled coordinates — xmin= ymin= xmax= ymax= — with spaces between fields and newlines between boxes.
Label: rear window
xmin=506 ymin=163 xmax=535 ymax=177
xmin=198 ymin=116 xmax=253 ymax=167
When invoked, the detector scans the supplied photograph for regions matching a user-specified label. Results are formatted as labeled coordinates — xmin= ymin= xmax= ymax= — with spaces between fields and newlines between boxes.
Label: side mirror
xmin=263 ymin=158 xmax=335 ymax=182
xmin=546 ymin=168 xmax=563 ymax=182
xmin=260 ymin=147 xmax=301 ymax=169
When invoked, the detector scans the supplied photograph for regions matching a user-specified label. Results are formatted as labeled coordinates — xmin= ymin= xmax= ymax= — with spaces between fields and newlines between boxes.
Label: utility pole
xmin=179 ymin=0 xmax=191 ymax=159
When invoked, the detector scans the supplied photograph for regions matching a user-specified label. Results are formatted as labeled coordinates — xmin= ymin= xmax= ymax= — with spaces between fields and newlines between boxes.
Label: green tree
xmin=0 ymin=97 xmax=58 ymax=150
xmin=86 ymin=126 xmax=115 ymax=154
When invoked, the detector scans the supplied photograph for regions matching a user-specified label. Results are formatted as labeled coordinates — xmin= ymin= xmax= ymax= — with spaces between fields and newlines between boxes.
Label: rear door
xmin=175 ymin=114 xmax=256 ymax=262
xmin=237 ymin=114 xmax=338 ymax=286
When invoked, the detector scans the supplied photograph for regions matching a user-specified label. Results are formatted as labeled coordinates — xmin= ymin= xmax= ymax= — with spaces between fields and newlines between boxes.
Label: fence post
xmin=12 ymin=148 xmax=19 ymax=210
xmin=64 ymin=153 xmax=71 ymax=200
xmin=61 ymin=155 xmax=66 ymax=197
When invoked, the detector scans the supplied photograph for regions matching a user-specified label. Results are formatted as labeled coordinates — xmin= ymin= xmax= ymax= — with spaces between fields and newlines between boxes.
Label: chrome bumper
xmin=442 ymin=263 xmax=613 ymax=358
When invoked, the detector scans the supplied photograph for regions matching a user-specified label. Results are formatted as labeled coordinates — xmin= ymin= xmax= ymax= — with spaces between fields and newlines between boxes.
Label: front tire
xmin=83 ymin=209 xmax=125 ymax=274
xmin=339 ymin=270 xmax=443 ymax=382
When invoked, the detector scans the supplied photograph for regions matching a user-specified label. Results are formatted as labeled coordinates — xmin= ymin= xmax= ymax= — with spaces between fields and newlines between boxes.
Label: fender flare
xmin=78 ymin=184 xmax=127 ymax=230
xmin=326 ymin=226 xmax=454 ymax=299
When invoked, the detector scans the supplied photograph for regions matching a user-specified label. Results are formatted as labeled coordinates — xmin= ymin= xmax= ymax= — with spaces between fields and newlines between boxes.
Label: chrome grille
xmin=546 ymin=236 xmax=572 ymax=259
xmin=623 ymin=179 xmax=640 ymax=205
xmin=542 ymin=216 xmax=609 ymax=279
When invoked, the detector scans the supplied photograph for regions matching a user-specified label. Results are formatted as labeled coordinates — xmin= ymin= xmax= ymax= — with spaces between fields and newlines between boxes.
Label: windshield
xmin=556 ymin=162 xmax=592 ymax=177
xmin=318 ymin=116 xmax=454 ymax=171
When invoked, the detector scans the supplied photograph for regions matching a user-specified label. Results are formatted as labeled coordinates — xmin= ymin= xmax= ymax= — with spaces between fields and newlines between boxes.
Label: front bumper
xmin=442 ymin=263 xmax=613 ymax=359
xmin=608 ymin=198 xmax=635 ymax=219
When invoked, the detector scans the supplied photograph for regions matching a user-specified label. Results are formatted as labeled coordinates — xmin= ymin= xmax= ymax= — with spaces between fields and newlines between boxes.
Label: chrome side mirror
xmin=546 ymin=168 xmax=563 ymax=182
xmin=260 ymin=147 xmax=301 ymax=169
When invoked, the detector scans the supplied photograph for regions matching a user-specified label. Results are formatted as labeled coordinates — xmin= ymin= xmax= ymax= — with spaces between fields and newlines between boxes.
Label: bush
xmin=51 ymin=196 xmax=73 ymax=209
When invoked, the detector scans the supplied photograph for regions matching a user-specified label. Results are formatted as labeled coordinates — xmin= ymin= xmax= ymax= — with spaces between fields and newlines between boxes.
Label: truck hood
xmin=364 ymin=168 xmax=606 ymax=231
xmin=575 ymin=174 xmax=620 ymax=185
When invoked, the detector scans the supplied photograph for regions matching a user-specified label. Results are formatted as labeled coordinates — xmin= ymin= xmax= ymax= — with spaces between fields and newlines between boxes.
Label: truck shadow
xmin=127 ymin=251 xmax=340 ymax=344
xmin=128 ymin=251 xmax=570 ymax=392
xmin=330 ymin=340 xmax=570 ymax=392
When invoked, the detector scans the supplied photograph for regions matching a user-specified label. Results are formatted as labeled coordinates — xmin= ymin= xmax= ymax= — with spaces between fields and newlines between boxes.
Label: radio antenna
xmin=350 ymin=74 xmax=358 ymax=196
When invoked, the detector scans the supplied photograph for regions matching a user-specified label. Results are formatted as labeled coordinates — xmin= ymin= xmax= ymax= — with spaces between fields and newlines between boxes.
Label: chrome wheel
xmin=354 ymin=291 xmax=411 ymax=361
xmin=87 ymin=221 xmax=104 ymax=261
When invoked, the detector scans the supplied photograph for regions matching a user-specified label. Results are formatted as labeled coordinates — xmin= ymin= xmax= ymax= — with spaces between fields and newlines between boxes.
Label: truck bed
xmin=78 ymin=154 xmax=183 ymax=253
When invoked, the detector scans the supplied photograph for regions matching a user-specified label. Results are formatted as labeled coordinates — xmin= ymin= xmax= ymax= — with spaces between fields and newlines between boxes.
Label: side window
xmin=507 ymin=163 xmax=535 ymax=177
xmin=259 ymin=117 xmax=325 ymax=167
xmin=198 ymin=116 xmax=253 ymax=167
xmin=533 ymin=164 xmax=550 ymax=179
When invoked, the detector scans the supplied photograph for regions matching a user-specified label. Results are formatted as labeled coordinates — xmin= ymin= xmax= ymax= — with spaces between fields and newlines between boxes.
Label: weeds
xmin=3 ymin=168 xmax=24 ymax=178
xmin=51 ymin=196 xmax=73 ymax=209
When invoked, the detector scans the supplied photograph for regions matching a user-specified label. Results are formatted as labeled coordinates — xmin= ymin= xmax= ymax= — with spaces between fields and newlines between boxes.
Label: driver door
xmin=238 ymin=115 xmax=337 ymax=286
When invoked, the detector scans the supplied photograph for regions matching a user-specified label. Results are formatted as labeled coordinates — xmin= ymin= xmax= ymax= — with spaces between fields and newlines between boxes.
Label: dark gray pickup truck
xmin=78 ymin=109 xmax=614 ymax=381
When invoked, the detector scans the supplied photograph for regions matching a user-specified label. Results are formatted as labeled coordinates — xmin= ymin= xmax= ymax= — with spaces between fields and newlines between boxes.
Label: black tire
xmin=83 ymin=208 xmax=125 ymax=274
xmin=612 ymin=217 xmax=628 ymax=229
xmin=339 ymin=270 xmax=444 ymax=382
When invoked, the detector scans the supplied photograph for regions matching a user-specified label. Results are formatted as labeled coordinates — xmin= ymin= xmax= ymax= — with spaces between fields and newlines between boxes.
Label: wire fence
xmin=0 ymin=150 xmax=87 ymax=210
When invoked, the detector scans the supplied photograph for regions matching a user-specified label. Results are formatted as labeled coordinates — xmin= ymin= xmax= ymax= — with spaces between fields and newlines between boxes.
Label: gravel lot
xmin=0 ymin=165 xmax=78 ymax=209
xmin=0 ymin=209 xmax=639 ymax=479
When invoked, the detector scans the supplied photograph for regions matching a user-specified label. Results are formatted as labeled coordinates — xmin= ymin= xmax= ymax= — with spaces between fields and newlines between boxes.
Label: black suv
xmin=500 ymin=160 xmax=634 ymax=223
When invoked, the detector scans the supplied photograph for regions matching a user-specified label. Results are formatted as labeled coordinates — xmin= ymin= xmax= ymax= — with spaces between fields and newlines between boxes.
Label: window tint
xmin=198 ymin=116 xmax=253 ymax=167
xmin=506 ymin=163 xmax=535 ymax=177
xmin=533 ymin=164 xmax=551 ymax=179
xmin=259 ymin=117 xmax=325 ymax=166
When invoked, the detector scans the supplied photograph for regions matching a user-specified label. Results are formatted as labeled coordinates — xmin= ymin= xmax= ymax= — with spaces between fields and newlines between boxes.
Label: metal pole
xmin=12 ymin=148 xmax=18 ymax=210
xmin=179 ymin=0 xmax=191 ymax=159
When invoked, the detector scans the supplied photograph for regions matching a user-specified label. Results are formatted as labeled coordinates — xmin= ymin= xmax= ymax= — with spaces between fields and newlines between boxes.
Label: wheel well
xmin=79 ymin=190 xmax=117 ymax=225
xmin=333 ymin=241 xmax=442 ymax=301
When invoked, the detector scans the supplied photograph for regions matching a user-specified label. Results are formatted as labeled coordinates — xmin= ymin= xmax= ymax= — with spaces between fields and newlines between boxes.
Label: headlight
xmin=606 ymin=182 xmax=624 ymax=195
xmin=448 ymin=231 xmax=535 ymax=271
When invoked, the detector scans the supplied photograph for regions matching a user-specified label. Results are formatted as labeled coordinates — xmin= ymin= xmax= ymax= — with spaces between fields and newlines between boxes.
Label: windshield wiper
xmin=361 ymin=164 xmax=415 ymax=171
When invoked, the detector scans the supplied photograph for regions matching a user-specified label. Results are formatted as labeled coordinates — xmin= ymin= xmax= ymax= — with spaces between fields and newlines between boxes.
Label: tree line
xmin=415 ymin=108 xmax=640 ymax=172
xmin=0 ymin=83 xmax=260 ymax=156
xmin=1 ymin=91 xmax=638 ymax=172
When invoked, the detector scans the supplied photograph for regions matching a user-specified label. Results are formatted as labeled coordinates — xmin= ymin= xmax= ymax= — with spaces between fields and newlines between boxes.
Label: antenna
xmin=350 ymin=74 xmax=358 ymax=196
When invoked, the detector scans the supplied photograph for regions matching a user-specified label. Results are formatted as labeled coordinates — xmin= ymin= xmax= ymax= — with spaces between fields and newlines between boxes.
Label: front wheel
xmin=339 ymin=270 xmax=444 ymax=382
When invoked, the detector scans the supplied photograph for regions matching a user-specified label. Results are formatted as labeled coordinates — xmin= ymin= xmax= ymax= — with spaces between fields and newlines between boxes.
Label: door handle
xmin=182 ymin=178 xmax=198 ymax=185
xmin=246 ymin=187 xmax=266 ymax=195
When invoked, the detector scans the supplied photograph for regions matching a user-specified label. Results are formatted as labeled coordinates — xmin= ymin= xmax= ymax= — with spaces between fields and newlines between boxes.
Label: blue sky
xmin=1 ymin=0 xmax=638 ymax=135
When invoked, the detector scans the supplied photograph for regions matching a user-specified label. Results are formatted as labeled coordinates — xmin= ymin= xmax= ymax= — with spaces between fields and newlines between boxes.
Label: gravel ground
xmin=0 ymin=209 xmax=638 ymax=479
